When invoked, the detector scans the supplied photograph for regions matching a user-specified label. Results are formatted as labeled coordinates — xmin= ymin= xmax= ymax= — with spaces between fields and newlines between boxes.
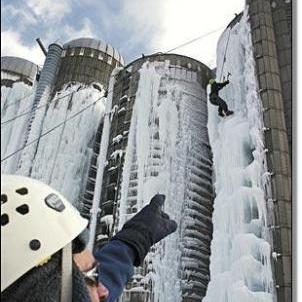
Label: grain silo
xmin=49 ymin=38 xmax=125 ymax=219
xmin=1 ymin=57 xmax=39 ymax=173
xmin=9 ymin=38 xmax=124 ymax=219
xmin=246 ymin=1 xmax=292 ymax=301
xmin=269 ymin=0 xmax=292 ymax=153
xmin=1 ymin=56 xmax=39 ymax=87
xmin=54 ymin=37 xmax=124 ymax=91
xmin=93 ymin=53 xmax=214 ymax=301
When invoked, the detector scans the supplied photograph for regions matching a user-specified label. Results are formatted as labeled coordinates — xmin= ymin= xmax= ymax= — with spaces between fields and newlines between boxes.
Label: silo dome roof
xmin=1 ymin=56 xmax=39 ymax=81
xmin=63 ymin=38 xmax=124 ymax=65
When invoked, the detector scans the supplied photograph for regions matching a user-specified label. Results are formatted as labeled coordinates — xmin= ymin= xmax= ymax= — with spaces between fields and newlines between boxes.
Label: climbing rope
xmin=219 ymin=28 xmax=232 ymax=81
xmin=1 ymin=95 xmax=106 ymax=163
xmin=1 ymin=82 xmax=115 ymax=164
xmin=1 ymin=90 xmax=34 ymax=112
xmin=1 ymin=88 xmax=88 ymax=127
xmin=165 ymin=26 xmax=224 ymax=54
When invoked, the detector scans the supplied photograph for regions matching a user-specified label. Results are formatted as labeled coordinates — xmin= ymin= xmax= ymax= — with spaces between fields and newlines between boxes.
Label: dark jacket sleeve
xmin=210 ymin=81 xmax=229 ymax=96
xmin=94 ymin=240 xmax=136 ymax=302
xmin=217 ymin=80 xmax=229 ymax=90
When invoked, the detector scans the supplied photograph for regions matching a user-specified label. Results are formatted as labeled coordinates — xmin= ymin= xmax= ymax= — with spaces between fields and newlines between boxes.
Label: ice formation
xmin=88 ymin=67 xmax=123 ymax=250
xmin=203 ymin=9 xmax=274 ymax=302
xmin=2 ymin=81 xmax=105 ymax=209
xmin=115 ymin=61 xmax=213 ymax=301
xmin=1 ymin=77 xmax=36 ymax=174
xmin=29 ymin=84 xmax=105 ymax=208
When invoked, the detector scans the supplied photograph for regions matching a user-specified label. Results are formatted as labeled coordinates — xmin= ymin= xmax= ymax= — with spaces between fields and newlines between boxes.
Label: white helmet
xmin=1 ymin=175 xmax=88 ymax=292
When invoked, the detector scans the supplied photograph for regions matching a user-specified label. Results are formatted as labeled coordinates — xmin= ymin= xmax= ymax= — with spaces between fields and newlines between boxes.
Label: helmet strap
xmin=60 ymin=242 xmax=73 ymax=302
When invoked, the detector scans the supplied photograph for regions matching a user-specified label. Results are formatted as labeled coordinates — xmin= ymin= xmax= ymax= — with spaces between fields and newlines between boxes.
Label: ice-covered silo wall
xmin=1 ymin=38 xmax=123 ymax=214
xmin=204 ymin=9 xmax=274 ymax=302
xmin=93 ymin=53 xmax=214 ymax=302
xmin=1 ymin=57 xmax=39 ymax=173
xmin=203 ymin=4 xmax=291 ymax=302
xmin=23 ymin=84 xmax=106 ymax=210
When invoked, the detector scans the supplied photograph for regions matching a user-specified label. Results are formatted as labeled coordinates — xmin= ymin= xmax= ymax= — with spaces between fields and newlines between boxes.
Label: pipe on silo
xmin=34 ymin=43 xmax=63 ymax=101
xmin=36 ymin=38 xmax=48 ymax=56
xmin=17 ymin=43 xmax=63 ymax=175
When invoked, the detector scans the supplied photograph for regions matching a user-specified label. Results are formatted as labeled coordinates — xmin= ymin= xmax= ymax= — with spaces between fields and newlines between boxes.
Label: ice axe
xmin=222 ymin=72 xmax=231 ymax=81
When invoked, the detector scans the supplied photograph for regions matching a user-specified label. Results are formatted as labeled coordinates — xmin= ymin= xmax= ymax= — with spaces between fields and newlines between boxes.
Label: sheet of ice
xmin=31 ymin=84 xmax=105 ymax=208
xmin=1 ymin=81 xmax=36 ymax=173
xmin=116 ymin=61 xmax=212 ymax=301
xmin=16 ymin=86 xmax=54 ymax=176
xmin=9 ymin=83 xmax=105 ymax=211
xmin=203 ymin=9 xmax=274 ymax=302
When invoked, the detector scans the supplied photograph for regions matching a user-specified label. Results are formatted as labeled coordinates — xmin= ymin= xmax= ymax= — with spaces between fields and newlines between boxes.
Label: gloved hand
xmin=112 ymin=194 xmax=177 ymax=266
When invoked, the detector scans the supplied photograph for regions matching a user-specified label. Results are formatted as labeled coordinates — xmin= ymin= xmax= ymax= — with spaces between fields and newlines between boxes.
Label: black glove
xmin=112 ymin=194 xmax=177 ymax=266
xmin=225 ymin=80 xmax=230 ymax=85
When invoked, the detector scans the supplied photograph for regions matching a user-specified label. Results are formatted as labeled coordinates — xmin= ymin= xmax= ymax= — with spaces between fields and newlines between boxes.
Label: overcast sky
xmin=1 ymin=0 xmax=244 ymax=68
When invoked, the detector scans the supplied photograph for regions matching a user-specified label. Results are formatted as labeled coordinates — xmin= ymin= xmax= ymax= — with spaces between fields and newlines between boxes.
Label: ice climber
xmin=208 ymin=78 xmax=234 ymax=117
xmin=1 ymin=175 xmax=177 ymax=302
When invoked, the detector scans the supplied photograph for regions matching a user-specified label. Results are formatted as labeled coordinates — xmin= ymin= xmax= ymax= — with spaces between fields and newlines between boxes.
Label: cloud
xmin=39 ymin=17 xmax=95 ymax=48
xmin=119 ymin=0 xmax=165 ymax=49
xmin=152 ymin=0 xmax=245 ymax=67
xmin=94 ymin=0 xmax=166 ymax=61
xmin=1 ymin=30 xmax=45 ymax=66
xmin=93 ymin=0 xmax=244 ymax=66
xmin=2 ymin=4 xmax=38 ymax=28
xmin=1 ymin=0 xmax=245 ymax=69
xmin=62 ymin=18 xmax=94 ymax=42
xmin=27 ymin=0 xmax=72 ymax=22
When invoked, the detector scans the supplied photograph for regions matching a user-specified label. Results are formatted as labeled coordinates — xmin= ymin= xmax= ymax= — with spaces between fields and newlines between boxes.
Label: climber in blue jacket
xmin=209 ymin=78 xmax=234 ymax=117
xmin=1 ymin=175 xmax=177 ymax=302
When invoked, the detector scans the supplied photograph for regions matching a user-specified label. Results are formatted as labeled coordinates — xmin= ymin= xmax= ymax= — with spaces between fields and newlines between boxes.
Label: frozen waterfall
xmin=1 ymin=77 xmax=36 ymax=174
xmin=1 ymin=81 xmax=105 ymax=209
xmin=203 ymin=9 xmax=274 ymax=302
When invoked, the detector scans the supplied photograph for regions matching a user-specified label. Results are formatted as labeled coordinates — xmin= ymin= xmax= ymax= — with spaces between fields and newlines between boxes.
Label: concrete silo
xmin=54 ymin=37 xmax=124 ymax=91
xmin=49 ymin=38 xmax=125 ymax=218
xmin=9 ymin=38 xmax=124 ymax=219
xmin=1 ymin=56 xmax=39 ymax=87
xmin=269 ymin=0 xmax=292 ymax=154
xmin=202 ymin=5 xmax=292 ymax=302
xmin=246 ymin=1 xmax=292 ymax=301
xmin=94 ymin=53 xmax=214 ymax=301
xmin=1 ymin=57 xmax=39 ymax=173
xmin=16 ymin=43 xmax=63 ymax=174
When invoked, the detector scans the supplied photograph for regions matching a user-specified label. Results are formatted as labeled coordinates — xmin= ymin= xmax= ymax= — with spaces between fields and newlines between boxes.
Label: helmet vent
xmin=1 ymin=194 xmax=8 ymax=204
xmin=16 ymin=187 xmax=28 ymax=195
xmin=16 ymin=204 xmax=29 ymax=215
xmin=29 ymin=239 xmax=41 ymax=251
xmin=1 ymin=214 xmax=9 ymax=226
